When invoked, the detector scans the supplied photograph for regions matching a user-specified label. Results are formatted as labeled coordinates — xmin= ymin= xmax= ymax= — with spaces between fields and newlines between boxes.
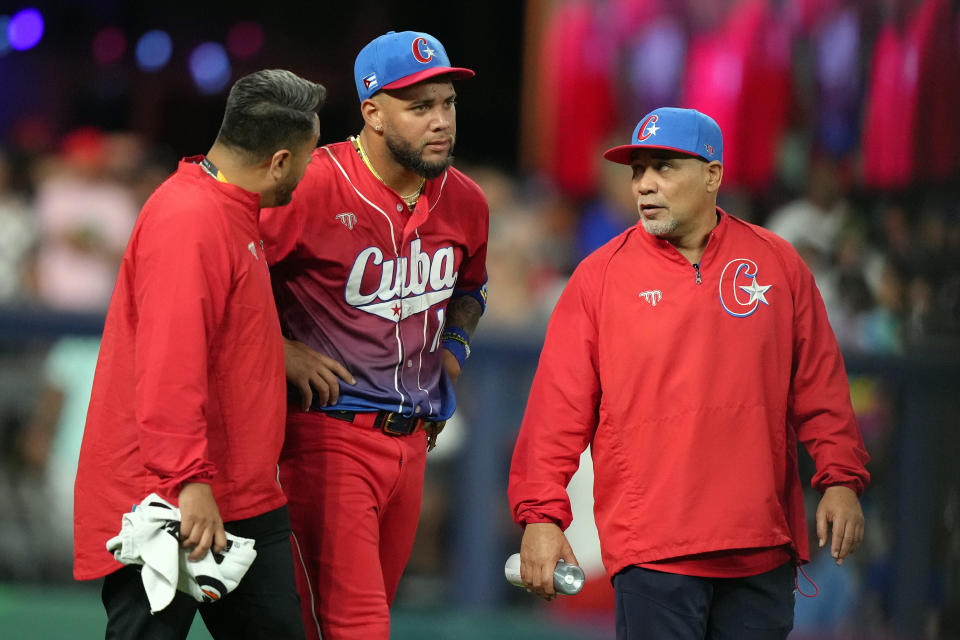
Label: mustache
xmin=422 ymin=135 xmax=455 ymax=148
xmin=637 ymin=200 xmax=667 ymax=210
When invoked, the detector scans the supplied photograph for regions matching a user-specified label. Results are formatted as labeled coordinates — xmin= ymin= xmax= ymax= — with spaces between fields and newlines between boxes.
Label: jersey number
xmin=430 ymin=308 xmax=444 ymax=353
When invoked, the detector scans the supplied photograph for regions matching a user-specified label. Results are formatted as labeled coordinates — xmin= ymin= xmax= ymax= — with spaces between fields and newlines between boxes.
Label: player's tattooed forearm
xmin=446 ymin=295 xmax=482 ymax=337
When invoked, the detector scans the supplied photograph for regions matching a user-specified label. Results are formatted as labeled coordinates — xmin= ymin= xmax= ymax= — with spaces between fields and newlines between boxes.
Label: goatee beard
xmin=385 ymin=132 xmax=453 ymax=179
xmin=640 ymin=216 xmax=680 ymax=236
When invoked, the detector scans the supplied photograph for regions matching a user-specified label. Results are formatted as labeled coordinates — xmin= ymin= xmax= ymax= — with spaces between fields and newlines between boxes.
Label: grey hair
xmin=216 ymin=69 xmax=326 ymax=160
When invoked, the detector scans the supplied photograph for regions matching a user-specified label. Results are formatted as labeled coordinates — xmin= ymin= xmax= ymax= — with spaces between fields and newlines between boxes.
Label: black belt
xmin=325 ymin=410 xmax=426 ymax=436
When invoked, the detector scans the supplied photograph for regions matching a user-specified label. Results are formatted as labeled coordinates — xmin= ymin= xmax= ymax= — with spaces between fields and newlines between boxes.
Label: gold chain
xmin=352 ymin=135 xmax=425 ymax=209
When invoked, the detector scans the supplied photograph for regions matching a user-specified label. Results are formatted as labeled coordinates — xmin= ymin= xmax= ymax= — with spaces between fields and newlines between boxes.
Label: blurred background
xmin=0 ymin=0 xmax=958 ymax=638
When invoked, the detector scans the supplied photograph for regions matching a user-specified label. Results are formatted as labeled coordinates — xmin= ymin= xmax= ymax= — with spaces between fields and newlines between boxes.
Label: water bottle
xmin=504 ymin=552 xmax=585 ymax=595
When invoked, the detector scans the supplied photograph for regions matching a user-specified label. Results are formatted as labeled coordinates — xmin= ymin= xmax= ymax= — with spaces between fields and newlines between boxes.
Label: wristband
xmin=441 ymin=326 xmax=471 ymax=367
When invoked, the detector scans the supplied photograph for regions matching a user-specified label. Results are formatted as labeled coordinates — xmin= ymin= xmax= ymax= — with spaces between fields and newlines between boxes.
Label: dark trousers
xmin=614 ymin=562 xmax=796 ymax=640
xmin=102 ymin=505 xmax=305 ymax=640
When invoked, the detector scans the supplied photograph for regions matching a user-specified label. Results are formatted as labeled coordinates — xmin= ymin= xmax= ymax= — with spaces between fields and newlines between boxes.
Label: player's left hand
xmin=283 ymin=338 xmax=355 ymax=410
xmin=816 ymin=485 xmax=864 ymax=566
xmin=424 ymin=421 xmax=445 ymax=452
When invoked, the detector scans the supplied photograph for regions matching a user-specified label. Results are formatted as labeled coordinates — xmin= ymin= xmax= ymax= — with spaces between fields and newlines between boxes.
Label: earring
xmin=375 ymin=125 xmax=382 ymax=132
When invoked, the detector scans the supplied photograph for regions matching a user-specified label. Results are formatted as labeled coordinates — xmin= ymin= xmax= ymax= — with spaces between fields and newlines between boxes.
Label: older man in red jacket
xmin=508 ymin=107 xmax=869 ymax=640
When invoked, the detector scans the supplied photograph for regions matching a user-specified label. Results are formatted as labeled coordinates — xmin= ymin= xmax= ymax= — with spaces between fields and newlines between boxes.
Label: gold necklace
xmin=400 ymin=181 xmax=425 ymax=208
xmin=352 ymin=135 xmax=425 ymax=209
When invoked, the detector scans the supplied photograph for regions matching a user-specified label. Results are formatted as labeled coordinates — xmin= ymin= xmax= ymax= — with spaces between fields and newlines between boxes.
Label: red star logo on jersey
xmin=392 ymin=304 xmax=401 ymax=317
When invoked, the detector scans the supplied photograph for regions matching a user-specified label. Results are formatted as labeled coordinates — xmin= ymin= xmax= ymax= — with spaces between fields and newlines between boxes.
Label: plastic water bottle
xmin=504 ymin=552 xmax=585 ymax=595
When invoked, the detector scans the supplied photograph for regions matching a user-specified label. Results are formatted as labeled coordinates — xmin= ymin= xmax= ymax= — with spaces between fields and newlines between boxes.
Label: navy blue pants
xmin=613 ymin=562 xmax=795 ymax=640
xmin=101 ymin=505 xmax=304 ymax=640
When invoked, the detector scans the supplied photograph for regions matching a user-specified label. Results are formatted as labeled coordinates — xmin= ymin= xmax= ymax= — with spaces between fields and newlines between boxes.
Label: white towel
xmin=106 ymin=493 xmax=258 ymax=613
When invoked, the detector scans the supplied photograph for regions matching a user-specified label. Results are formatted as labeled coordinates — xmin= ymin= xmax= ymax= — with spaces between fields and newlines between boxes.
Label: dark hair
xmin=216 ymin=69 xmax=326 ymax=161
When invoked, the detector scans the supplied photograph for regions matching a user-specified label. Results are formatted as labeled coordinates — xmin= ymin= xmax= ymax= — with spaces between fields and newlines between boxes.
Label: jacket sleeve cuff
xmin=156 ymin=469 xmax=216 ymax=504
xmin=513 ymin=505 xmax=570 ymax=530
xmin=520 ymin=516 xmax=563 ymax=528
xmin=819 ymin=481 xmax=865 ymax=498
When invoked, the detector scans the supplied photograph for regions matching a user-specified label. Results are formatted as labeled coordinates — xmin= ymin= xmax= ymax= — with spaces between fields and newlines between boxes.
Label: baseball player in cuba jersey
xmin=508 ymin=108 xmax=869 ymax=639
xmin=259 ymin=31 xmax=488 ymax=640
xmin=73 ymin=70 xmax=324 ymax=639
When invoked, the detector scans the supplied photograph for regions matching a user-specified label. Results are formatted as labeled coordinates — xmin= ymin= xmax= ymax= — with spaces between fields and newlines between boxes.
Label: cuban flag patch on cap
xmin=362 ymin=72 xmax=378 ymax=90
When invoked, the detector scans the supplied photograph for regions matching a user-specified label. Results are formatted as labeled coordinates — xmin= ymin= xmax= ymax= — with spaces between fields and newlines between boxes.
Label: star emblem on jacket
xmin=740 ymin=279 xmax=771 ymax=305
xmin=718 ymin=258 xmax=773 ymax=318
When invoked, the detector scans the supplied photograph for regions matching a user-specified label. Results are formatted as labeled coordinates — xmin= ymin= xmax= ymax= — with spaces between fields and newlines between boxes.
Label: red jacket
xmin=508 ymin=210 xmax=869 ymax=579
xmin=74 ymin=159 xmax=287 ymax=580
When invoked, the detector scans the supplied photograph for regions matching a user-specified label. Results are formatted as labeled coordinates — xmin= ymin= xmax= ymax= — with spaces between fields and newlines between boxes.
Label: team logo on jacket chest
xmin=638 ymin=290 xmax=662 ymax=306
xmin=346 ymin=238 xmax=457 ymax=322
xmin=718 ymin=258 xmax=772 ymax=317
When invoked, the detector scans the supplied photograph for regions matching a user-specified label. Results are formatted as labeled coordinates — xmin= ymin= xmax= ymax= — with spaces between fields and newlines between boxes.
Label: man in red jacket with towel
xmin=74 ymin=69 xmax=324 ymax=639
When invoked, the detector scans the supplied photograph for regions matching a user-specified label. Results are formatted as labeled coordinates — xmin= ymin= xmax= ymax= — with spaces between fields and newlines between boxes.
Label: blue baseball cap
xmin=603 ymin=107 xmax=723 ymax=164
xmin=354 ymin=31 xmax=475 ymax=101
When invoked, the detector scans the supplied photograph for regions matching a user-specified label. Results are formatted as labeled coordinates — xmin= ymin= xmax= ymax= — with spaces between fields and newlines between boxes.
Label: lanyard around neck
xmin=200 ymin=157 xmax=229 ymax=183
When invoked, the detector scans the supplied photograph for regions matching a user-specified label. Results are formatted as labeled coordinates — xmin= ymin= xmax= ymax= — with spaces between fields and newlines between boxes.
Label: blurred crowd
xmin=0 ymin=128 xmax=957 ymax=351
xmin=0 ymin=129 xmax=177 ymax=581
xmin=471 ymin=153 xmax=960 ymax=357
xmin=0 ymin=129 xmax=174 ymax=313
xmin=508 ymin=0 xmax=960 ymax=353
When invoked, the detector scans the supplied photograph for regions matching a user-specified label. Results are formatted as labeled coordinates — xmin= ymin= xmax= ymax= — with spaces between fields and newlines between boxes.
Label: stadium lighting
xmin=92 ymin=26 xmax=126 ymax=65
xmin=135 ymin=29 xmax=173 ymax=72
xmin=227 ymin=21 xmax=263 ymax=59
xmin=8 ymin=7 xmax=43 ymax=51
xmin=189 ymin=41 xmax=231 ymax=95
